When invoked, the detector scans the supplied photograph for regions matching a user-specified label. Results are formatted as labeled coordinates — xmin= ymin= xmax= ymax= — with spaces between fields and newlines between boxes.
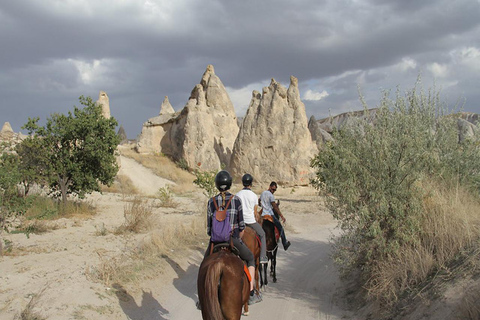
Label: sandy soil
xmin=0 ymin=157 xmax=356 ymax=320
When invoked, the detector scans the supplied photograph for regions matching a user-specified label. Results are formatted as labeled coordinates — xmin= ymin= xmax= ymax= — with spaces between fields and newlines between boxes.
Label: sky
xmin=1 ymin=0 xmax=480 ymax=139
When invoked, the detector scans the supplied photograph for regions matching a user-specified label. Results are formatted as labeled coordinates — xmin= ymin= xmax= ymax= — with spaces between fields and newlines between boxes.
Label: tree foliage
xmin=0 ymin=152 xmax=29 ymax=233
xmin=22 ymin=96 xmax=120 ymax=204
xmin=193 ymin=168 xmax=217 ymax=198
xmin=311 ymin=81 xmax=480 ymax=278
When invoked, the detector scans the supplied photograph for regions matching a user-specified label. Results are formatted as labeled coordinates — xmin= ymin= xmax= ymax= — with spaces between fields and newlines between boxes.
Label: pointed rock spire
xmin=159 ymin=96 xmax=175 ymax=115
xmin=96 ymin=91 xmax=111 ymax=118
xmin=1 ymin=122 xmax=13 ymax=133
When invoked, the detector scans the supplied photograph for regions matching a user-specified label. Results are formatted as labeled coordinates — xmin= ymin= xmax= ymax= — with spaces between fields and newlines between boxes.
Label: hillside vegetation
xmin=311 ymin=82 xmax=480 ymax=318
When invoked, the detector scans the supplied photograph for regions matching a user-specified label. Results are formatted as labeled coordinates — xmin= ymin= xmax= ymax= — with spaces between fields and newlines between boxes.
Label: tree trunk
xmin=58 ymin=175 xmax=69 ymax=206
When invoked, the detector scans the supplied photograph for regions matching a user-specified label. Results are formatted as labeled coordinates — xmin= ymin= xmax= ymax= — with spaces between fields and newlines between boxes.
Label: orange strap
xmin=244 ymin=264 xmax=252 ymax=282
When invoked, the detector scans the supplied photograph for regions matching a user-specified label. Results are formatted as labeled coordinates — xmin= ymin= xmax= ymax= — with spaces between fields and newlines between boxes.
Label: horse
xmin=242 ymin=226 xmax=261 ymax=295
xmin=197 ymin=246 xmax=250 ymax=320
xmin=261 ymin=218 xmax=279 ymax=286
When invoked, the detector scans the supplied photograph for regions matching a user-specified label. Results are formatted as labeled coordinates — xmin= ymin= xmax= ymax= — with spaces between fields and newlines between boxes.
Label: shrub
xmin=115 ymin=197 xmax=153 ymax=234
xmin=311 ymin=80 xmax=480 ymax=306
xmin=193 ymin=168 xmax=217 ymax=198
xmin=176 ymin=158 xmax=190 ymax=171
xmin=157 ymin=185 xmax=178 ymax=208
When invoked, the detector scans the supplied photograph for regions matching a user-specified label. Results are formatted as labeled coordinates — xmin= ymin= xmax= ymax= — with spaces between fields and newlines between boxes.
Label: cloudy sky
xmin=1 ymin=0 xmax=480 ymax=139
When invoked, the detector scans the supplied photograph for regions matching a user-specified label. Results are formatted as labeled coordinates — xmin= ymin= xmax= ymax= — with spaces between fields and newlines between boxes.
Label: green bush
xmin=157 ymin=185 xmax=178 ymax=208
xmin=193 ymin=168 xmax=217 ymax=198
xmin=311 ymin=81 xmax=480 ymax=289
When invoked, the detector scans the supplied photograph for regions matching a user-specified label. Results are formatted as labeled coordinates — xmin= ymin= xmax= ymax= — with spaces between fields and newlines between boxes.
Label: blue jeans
xmin=271 ymin=215 xmax=287 ymax=246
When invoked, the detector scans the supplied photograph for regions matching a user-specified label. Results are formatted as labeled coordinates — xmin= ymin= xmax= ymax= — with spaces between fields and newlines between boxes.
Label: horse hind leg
xmin=272 ymin=251 xmax=277 ymax=283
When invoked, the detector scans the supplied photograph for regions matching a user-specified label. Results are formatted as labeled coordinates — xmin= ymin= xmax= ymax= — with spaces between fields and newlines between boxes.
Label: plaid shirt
xmin=207 ymin=192 xmax=245 ymax=239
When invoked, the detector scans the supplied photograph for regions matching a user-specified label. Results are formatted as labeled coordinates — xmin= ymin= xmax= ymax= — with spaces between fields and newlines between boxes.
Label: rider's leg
xmin=248 ymin=266 xmax=255 ymax=291
xmin=232 ymin=237 xmax=255 ymax=291
xmin=249 ymin=222 xmax=267 ymax=260
xmin=272 ymin=215 xmax=287 ymax=245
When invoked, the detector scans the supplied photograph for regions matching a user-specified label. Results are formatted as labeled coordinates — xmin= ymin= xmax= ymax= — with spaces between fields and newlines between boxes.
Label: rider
xmin=259 ymin=181 xmax=291 ymax=251
xmin=236 ymin=173 xmax=268 ymax=264
xmin=205 ymin=170 xmax=262 ymax=305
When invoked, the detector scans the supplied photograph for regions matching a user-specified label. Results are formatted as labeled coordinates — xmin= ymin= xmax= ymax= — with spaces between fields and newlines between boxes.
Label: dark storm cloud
xmin=1 ymin=0 xmax=479 ymax=137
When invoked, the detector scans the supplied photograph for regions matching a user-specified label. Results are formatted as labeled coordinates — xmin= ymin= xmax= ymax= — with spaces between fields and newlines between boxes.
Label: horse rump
xmin=197 ymin=250 xmax=246 ymax=320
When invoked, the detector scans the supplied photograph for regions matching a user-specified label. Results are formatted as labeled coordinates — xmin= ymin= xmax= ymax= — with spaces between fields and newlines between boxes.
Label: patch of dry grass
xmin=15 ymin=286 xmax=48 ymax=320
xmin=114 ymin=197 xmax=154 ymax=234
xmin=9 ymin=197 xmax=96 ymax=240
xmin=101 ymin=174 xmax=138 ymax=195
xmin=366 ymin=179 xmax=480 ymax=308
xmin=88 ymin=213 xmax=206 ymax=286
xmin=156 ymin=186 xmax=178 ymax=208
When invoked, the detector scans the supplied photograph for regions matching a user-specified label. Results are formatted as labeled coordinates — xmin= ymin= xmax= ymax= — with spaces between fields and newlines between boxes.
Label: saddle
xmin=209 ymin=241 xmax=251 ymax=282
xmin=262 ymin=215 xmax=280 ymax=242
xmin=210 ymin=240 xmax=240 ymax=256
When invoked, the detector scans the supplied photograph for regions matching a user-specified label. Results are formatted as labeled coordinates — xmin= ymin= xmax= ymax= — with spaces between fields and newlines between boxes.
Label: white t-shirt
xmin=260 ymin=190 xmax=275 ymax=216
xmin=236 ymin=188 xmax=258 ymax=224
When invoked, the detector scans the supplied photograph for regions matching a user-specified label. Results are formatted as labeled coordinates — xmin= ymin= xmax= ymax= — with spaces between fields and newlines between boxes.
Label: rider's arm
xmin=206 ymin=200 xmax=213 ymax=236
xmin=271 ymin=201 xmax=286 ymax=223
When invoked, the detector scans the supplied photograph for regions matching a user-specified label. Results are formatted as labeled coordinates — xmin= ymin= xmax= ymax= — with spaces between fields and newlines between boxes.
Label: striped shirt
xmin=207 ymin=192 xmax=245 ymax=239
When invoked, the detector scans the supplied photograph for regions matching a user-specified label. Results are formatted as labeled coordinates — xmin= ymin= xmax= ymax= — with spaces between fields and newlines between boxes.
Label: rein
xmin=266 ymin=244 xmax=278 ymax=254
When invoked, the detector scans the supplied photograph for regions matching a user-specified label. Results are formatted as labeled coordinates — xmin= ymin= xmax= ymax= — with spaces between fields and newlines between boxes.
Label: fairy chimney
xmin=229 ymin=76 xmax=317 ymax=186
xmin=96 ymin=91 xmax=111 ymax=118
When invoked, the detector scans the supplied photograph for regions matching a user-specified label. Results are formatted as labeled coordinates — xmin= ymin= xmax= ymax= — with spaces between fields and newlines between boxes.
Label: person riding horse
xmin=236 ymin=173 xmax=268 ymax=264
xmin=204 ymin=170 xmax=262 ymax=305
xmin=259 ymin=181 xmax=291 ymax=251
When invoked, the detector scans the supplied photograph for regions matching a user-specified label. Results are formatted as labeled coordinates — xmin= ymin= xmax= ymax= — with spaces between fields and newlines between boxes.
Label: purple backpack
xmin=211 ymin=197 xmax=233 ymax=243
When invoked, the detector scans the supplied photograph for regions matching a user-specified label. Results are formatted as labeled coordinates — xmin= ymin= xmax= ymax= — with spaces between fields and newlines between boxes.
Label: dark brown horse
xmin=260 ymin=217 xmax=279 ymax=287
xmin=197 ymin=249 xmax=250 ymax=320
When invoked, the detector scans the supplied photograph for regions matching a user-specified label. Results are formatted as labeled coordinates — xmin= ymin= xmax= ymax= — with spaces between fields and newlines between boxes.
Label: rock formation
xmin=96 ymin=91 xmax=111 ymax=119
xmin=457 ymin=118 xmax=479 ymax=142
xmin=229 ymin=76 xmax=316 ymax=186
xmin=316 ymin=108 xmax=378 ymax=133
xmin=1 ymin=122 xmax=14 ymax=136
xmin=136 ymin=65 xmax=239 ymax=171
xmin=308 ymin=115 xmax=333 ymax=149
xmin=136 ymin=96 xmax=179 ymax=154
xmin=117 ymin=125 xmax=128 ymax=144
xmin=159 ymin=96 xmax=175 ymax=115
xmin=0 ymin=122 xmax=27 ymax=153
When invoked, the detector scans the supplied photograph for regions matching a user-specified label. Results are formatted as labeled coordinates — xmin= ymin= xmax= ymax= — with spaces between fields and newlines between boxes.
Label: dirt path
xmin=118 ymin=155 xmax=175 ymax=195
xmin=113 ymin=189 xmax=355 ymax=320
xmin=153 ymin=217 xmax=353 ymax=320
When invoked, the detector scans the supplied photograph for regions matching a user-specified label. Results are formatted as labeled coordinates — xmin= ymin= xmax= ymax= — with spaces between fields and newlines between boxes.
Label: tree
xmin=0 ymin=152 xmax=25 ymax=230
xmin=15 ymin=136 xmax=50 ymax=196
xmin=22 ymin=96 xmax=120 ymax=205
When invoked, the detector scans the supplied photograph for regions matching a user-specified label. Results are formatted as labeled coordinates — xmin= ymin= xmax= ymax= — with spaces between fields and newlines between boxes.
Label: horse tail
xmin=203 ymin=259 xmax=224 ymax=320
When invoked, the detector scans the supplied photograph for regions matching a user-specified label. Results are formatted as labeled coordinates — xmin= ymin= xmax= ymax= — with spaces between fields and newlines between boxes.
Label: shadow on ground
xmin=113 ymin=283 xmax=169 ymax=320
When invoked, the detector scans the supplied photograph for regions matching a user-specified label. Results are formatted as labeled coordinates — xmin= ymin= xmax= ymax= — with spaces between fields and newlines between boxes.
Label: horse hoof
xmin=273 ymin=279 xmax=277 ymax=283
xmin=243 ymin=311 xmax=250 ymax=316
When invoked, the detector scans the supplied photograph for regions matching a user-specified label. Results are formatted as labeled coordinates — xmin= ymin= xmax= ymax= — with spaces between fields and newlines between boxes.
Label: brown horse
xmin=197 ymin=248 xmax=250 ymax=320
xmin=261 ymin=218 xmax=279 ymax=285
xmin=242 ymin=226 xmax=261 ymax=311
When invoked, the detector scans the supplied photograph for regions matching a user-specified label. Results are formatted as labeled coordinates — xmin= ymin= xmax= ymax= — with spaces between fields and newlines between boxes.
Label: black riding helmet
xmin=215 ymin=170 xmax=232 ymax=192
xmin=242 ymin=173 xmax=253 ymax=187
